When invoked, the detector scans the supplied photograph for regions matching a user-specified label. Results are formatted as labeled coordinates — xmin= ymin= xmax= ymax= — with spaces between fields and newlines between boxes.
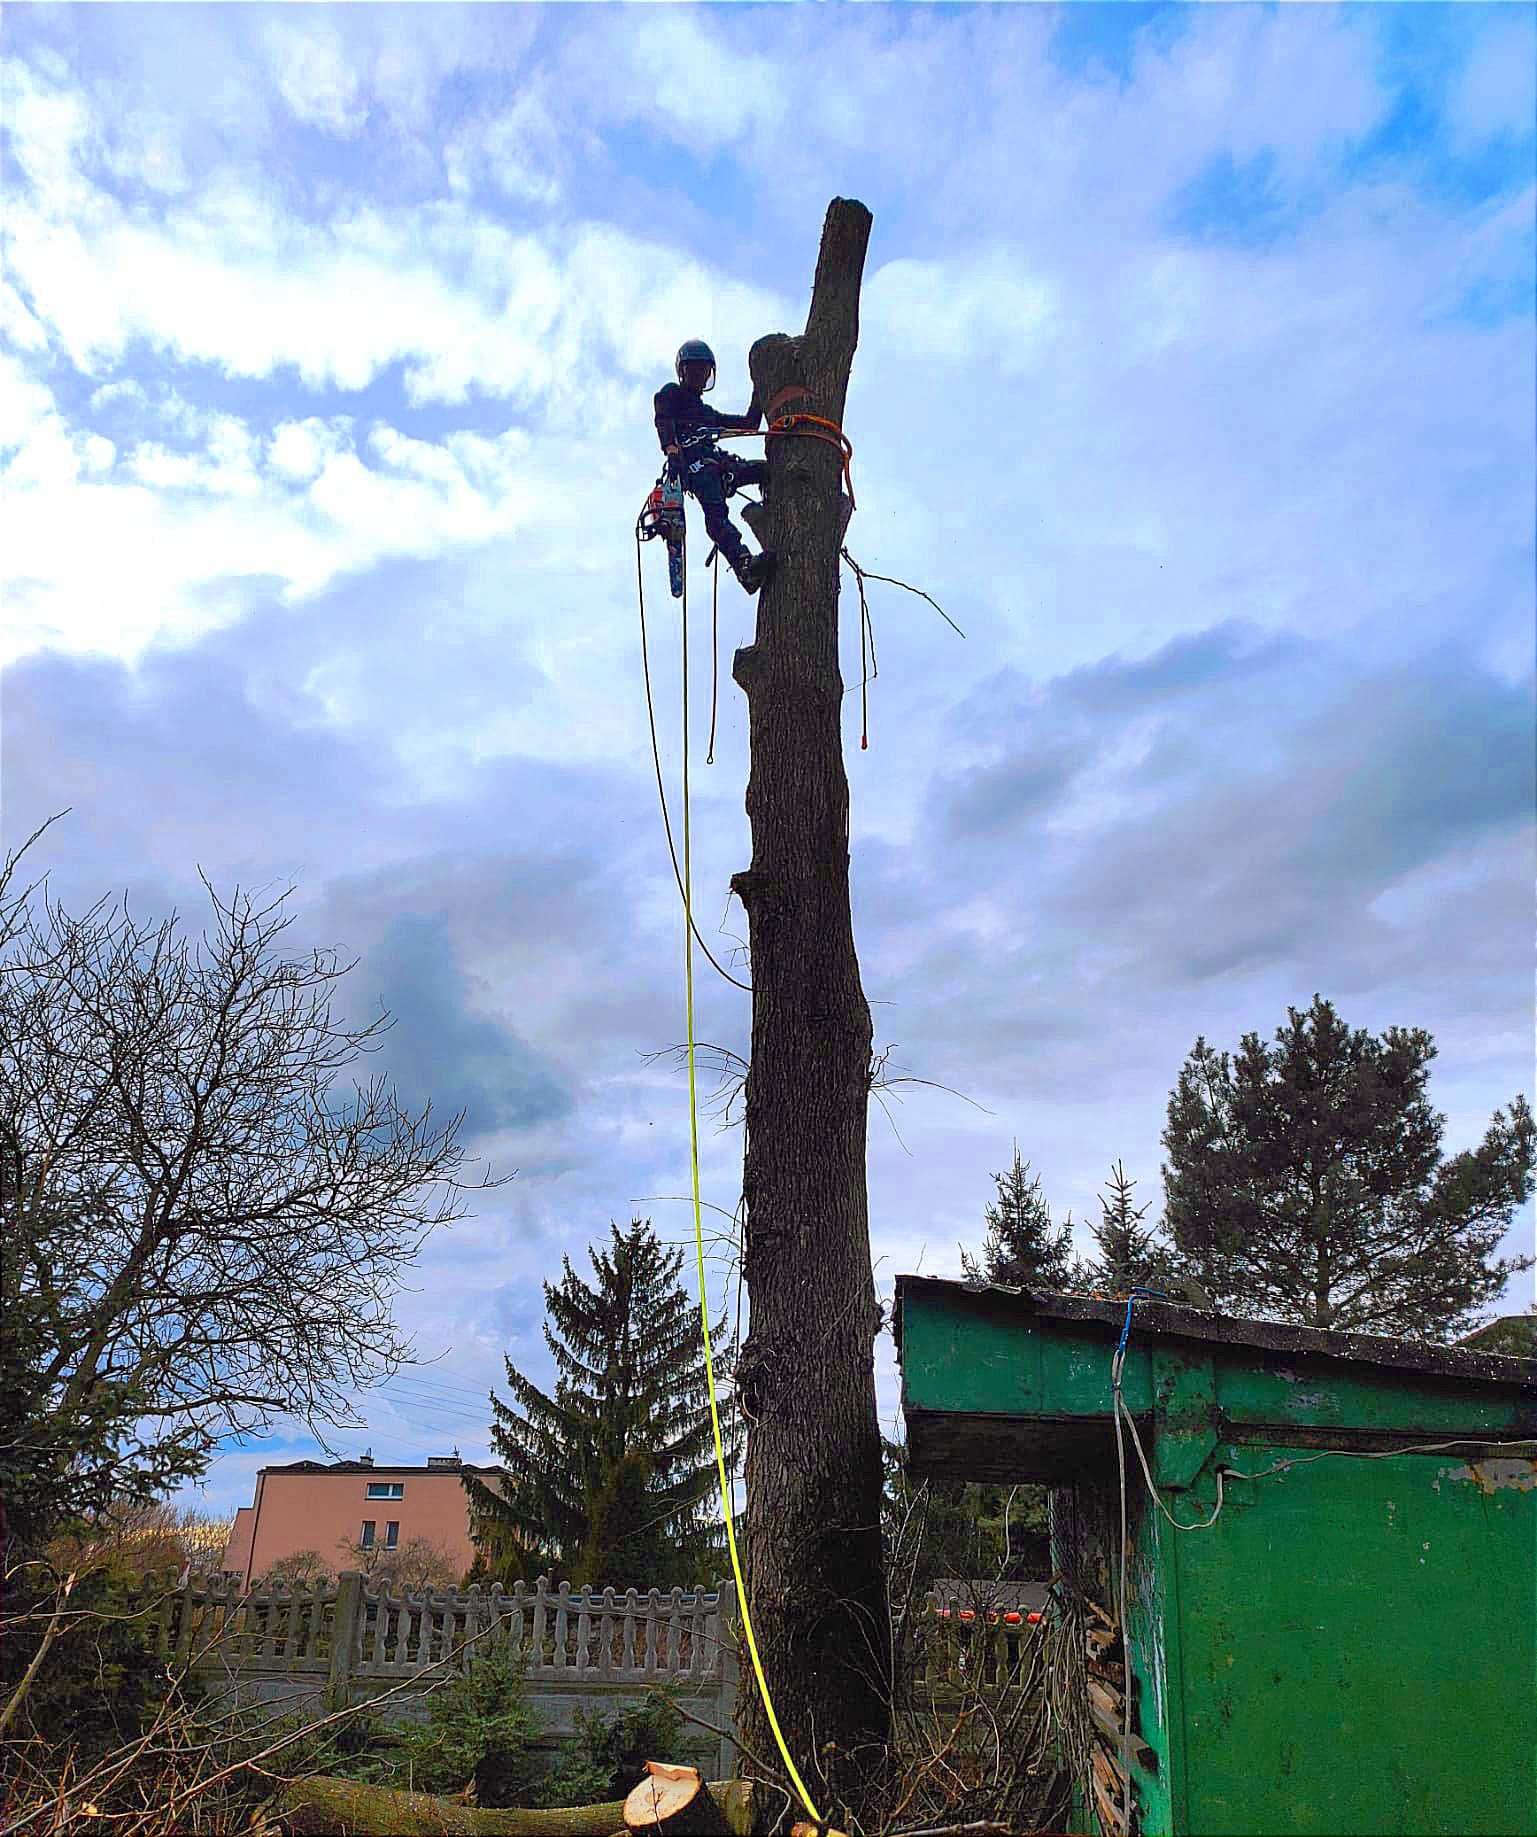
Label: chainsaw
xmin=638 ymin=471 xmax=687 ymax=599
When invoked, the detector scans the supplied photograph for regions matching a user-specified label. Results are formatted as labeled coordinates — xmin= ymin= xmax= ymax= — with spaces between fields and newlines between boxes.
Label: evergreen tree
xmin=961 ymin=1146 xmax=1076 ymax=1290
xmin=1083 ymin=1161 xmax=1176 ymax=1296
xmin=1459 ymin=1305 xmax=1536 ymax=1358
xmin=465 ymin=1220 xmax=735 ymax=1587
xmin=1161 ymin=996 xmax=1534 ymax=1339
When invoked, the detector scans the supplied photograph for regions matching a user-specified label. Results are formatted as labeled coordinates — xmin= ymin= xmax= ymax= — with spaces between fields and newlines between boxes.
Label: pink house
xmin=221 ymin=1453 xmax=500 ymax=1585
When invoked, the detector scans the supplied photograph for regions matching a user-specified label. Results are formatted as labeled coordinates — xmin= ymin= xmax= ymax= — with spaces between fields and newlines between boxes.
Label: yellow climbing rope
xmin=677 ymin=529 xmax=823 ymax=1826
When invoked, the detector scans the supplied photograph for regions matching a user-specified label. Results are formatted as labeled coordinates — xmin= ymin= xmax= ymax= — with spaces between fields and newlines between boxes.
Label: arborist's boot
xmin=734 ymin=549 xmax=776 ymax=595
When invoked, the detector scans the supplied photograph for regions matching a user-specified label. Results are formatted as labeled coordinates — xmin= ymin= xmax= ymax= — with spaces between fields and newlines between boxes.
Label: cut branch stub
xmin=621 ymin=1764 xmax=731 ymax=1836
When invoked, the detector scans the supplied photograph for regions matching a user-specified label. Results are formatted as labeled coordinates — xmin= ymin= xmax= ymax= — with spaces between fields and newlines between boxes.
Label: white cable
xmin=1223 ymin=1436 xmax=1537 ymax=1484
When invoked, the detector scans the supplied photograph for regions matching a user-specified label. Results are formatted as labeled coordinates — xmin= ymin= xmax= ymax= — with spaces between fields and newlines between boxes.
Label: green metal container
xmin=896 ymin=1276 xmax=1537 ymax=1836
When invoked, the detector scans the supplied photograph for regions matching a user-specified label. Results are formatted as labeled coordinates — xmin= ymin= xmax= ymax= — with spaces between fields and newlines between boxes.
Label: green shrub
xmin=391 ymin=1635 xmax=542 ymax=1803
xmin=537 ymin=1689 xmax=712 ymax=1807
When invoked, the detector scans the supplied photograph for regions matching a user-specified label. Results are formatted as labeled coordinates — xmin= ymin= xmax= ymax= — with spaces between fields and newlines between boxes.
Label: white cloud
xmin=263 ymin=18 xmax=367 ymax=137
xmin=444 ymin=90 xmax=570 ymax=206
xmin=99 ymin=106 xmax=190 ymax=195
xmin=576 ymin=9 xmax=789 ymax=158
xmin=864 ymin=250 xmax=1057 ymax=376
xmin=0 ymin=368 xmax=578 ymax=662
xmin=126 ymin=414 xmax=262 ymax=497
xmin=0 ymin=353 xmax=56 ymax=449
xmin=0 ymin=51 xmax=100 ymax=218
xmin=88 ymin=377 xmax=148 ymax=413
xmin=0 ymin=280 xmax=48 ymax=352
xmin=268 ymin=416 xmax=351 ymax=483
xmin=5 ymin=84 xmax=783 ymax=419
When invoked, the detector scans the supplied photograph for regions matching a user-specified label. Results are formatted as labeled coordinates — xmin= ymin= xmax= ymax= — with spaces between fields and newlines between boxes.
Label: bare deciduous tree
xmin=1 ymin=842 xmax=493 ymax=1554
xmin=338 ymin=1534 xmax=463 ymax=1590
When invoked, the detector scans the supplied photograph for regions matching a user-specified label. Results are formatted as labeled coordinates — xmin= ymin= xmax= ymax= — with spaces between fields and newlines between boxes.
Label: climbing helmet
xmin=675 ymin=339 xmax=717 ymax=392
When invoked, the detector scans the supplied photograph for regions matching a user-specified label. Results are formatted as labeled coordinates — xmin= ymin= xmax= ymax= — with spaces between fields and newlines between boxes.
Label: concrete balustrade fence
xmin=131 ymin=1570 xmax=741 ymax=1775
xmin=128 ymin=1569 xmax=1036 ymax=1781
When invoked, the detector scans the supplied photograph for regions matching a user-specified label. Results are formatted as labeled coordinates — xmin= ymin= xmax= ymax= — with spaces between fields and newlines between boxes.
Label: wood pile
xmin=1080 ymin=1600 xmax=1155 ymax=1837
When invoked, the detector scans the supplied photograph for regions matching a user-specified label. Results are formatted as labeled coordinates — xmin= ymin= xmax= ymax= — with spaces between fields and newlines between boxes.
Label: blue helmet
xmin=675 ymin=339 xmax=717 ymax=392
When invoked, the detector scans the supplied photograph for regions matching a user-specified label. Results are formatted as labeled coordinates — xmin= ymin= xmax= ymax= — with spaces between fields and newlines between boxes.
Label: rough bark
xmin=276 ymin=1775 xmax=756 ymax=1837
xmin=728 ymin=197 xmax=890 ymax=1809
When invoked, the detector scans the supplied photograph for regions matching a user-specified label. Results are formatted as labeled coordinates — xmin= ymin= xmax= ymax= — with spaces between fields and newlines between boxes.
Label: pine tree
xmin=1083 ymin=1161 xmax=1176 ymax=1296
xmin=464 ymin=1219 xmax=736 ymax=1587
xmin=1161 ymin=996 xmax=1535 ymax=1339
xmin=961 ymin=1146 xmax=1076 ymax=1290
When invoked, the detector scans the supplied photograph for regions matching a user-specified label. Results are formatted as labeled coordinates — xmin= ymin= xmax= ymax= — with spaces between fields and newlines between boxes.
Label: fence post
xmin=328 ymin=1572 xmax=363 ymax=1712
xmin=714 ymin=1579 xmax=739 ymax=1780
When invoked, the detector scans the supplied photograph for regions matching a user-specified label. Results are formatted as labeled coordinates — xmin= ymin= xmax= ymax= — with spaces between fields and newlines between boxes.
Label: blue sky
xmin=3 ymin=2 xmax=1533 ymax=1519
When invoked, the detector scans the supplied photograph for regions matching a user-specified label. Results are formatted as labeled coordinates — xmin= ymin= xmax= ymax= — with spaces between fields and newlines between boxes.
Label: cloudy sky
xmin=4 ymin=2 xmax=1533 ymax=1520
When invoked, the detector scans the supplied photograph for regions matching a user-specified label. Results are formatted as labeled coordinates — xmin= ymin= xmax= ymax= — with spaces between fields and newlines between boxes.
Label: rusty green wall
xmin=1145 ymin=1439 xmax=1535 ymax=1837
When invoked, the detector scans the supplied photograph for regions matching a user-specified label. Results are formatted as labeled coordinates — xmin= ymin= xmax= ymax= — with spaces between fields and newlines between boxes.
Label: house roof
xmin=258 ymin=1459 xmax=500 ymax=1477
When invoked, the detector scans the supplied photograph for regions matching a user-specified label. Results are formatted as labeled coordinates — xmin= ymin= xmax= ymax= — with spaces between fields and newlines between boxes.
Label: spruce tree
xmin=465 ymin=1219 xmax=735 ymax=1587
xmin=961 ymin=1146 xmax=1076 ymax=1289
xmin=1084 ymin=1161 xmax=1176 ymax=1296
xmin=1161 ymin=996 xmax=1534 ymax=1339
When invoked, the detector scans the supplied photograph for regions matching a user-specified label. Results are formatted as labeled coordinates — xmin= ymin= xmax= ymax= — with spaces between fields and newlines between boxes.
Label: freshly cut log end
xmin=622 ymin=1764 xmax=730 ymax=1836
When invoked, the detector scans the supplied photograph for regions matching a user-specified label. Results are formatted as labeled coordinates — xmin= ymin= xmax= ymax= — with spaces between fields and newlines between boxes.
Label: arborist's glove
xmin=664 ymin=448 xmax=681 ymax=482
xmin=744 ymin=391 xmax=764 ymax=431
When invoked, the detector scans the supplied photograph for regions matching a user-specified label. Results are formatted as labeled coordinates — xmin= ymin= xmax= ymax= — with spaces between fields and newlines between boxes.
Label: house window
xmin=385 ymin=1521 xmax=400 ymax=1550
xmin=360 ymin=1520 xmax=376 ymax=1548
xmin=366 ymin=1482 xmax=404 ymax=1499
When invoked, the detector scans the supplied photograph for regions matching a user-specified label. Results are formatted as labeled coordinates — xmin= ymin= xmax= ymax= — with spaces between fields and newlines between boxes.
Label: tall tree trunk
xmin=728 ymin=197 xmax=889 ymax=1813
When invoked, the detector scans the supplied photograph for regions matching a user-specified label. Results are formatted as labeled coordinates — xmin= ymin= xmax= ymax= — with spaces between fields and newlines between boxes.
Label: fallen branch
xmin=276 ymin=1776 xmax=758 ymax=1837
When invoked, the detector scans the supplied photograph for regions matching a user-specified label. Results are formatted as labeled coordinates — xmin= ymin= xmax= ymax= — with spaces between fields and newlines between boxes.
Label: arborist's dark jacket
xmin=653 ymin=383 xmax=762 ymax=462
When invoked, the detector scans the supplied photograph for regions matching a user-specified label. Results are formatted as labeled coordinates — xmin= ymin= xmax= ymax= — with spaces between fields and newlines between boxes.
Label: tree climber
xmin=654 ymin=339 xmax=776 ymax=594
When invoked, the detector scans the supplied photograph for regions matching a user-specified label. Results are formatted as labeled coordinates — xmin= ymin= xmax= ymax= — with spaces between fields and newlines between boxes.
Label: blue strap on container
xmin=1114 ymin=1285 xmax=1170 ymax=1362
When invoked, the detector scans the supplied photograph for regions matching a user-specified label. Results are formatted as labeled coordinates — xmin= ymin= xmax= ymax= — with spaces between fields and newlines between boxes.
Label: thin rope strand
xmin=707 ymin=549 xmax=720 ymax=767
xmin=635 ymin=523 xmax=752 ymax=994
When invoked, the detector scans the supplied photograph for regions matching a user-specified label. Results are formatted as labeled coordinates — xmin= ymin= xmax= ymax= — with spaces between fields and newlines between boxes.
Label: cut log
xmin=622 ymin=1764 xmax=730 ymax=1835
xmin=277 ymin=1774 xmax=753 ymax=1837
